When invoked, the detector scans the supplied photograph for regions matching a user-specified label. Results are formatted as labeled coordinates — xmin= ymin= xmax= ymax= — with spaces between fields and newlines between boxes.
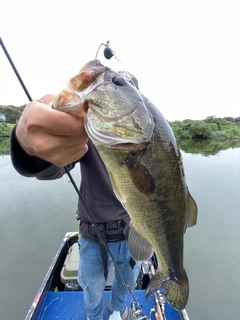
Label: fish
xmin=53 ymin=59 xmax=198 ymax=310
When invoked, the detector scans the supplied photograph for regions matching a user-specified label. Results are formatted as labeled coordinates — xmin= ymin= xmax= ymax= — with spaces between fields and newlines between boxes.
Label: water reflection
xmin=178 ymin=138 xmax=240 ymax=156
xmin=0 ymin=138 xmax=10 ymax=155
xmin=2 ymin=137 xmax=240 ymax=157
xmin=1 ymin=136 xmax=240 ymax=320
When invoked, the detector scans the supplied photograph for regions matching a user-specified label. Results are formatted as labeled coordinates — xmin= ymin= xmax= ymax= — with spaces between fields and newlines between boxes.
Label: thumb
xmin=38 ymin=94 xmax=56 ymax=106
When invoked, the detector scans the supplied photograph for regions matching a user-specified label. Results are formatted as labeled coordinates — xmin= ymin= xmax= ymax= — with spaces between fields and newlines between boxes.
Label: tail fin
xmin=145 ymin=269 xmax=189 ymax=311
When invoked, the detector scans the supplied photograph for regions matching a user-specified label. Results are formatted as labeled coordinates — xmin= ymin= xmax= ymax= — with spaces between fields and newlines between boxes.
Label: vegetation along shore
xmin=0 ymin=104 xmax=240 ymax=140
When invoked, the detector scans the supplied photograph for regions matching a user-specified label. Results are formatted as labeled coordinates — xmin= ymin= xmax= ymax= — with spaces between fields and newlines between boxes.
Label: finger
xmin=47 ymin=144 xmax=89 ymax=167
xmin=38 ymin=94 xmax=56 ymax=106
xmin=31 ymin=132 xmax=89 ymax=157
xmin=26 ymin=101 xmax=87 ymax=137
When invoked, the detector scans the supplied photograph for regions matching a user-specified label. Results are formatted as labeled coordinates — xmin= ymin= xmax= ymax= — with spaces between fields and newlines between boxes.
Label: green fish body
xmin=53 ymin=60 xmax=198 ymax=310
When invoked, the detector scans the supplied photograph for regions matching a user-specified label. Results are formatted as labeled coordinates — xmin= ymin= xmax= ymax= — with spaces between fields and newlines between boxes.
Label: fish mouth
xmin=110 ymin=143 xmax=140 ymax=148
xmin=84 ymin=117 xmax=147 ymax=149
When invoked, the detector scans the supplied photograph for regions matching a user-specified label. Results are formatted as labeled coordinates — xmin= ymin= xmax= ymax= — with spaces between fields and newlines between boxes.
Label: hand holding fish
xmin=16 ymin=94 xmax=89 ymax=167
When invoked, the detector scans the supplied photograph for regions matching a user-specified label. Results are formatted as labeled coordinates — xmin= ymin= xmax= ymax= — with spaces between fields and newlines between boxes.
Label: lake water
xmin=0 ymin=138 xmax=240 ymax=320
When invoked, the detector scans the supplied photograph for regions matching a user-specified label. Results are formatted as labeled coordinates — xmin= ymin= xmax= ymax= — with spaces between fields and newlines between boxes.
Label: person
xmin=10 ymin=74 xmax=141 ymax=320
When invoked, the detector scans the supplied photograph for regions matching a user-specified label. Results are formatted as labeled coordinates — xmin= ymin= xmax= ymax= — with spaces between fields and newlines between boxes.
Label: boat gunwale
xmin=25 ymin=232 xmax=78 ymax=320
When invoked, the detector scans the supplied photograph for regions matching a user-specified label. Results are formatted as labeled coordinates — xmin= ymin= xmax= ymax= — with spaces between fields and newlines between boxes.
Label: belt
xmin=99 ymin=220 xmax=122 ymax=230
xmin=79 ymin=217 xmax=134 ymax=279
xmin=97 ymin=217 xmax=135 ymax=280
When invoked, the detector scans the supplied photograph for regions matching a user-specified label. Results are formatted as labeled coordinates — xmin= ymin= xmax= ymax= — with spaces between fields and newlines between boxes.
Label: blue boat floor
xmin=36 ymin=290 xmax=179 ymax=320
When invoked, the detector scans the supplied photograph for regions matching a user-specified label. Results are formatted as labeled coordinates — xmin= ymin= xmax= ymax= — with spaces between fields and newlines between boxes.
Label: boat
xmin=0 ymin=38 xmax=190 ymax=320
xmin=25 ymin=231 xmax=190 ymax=320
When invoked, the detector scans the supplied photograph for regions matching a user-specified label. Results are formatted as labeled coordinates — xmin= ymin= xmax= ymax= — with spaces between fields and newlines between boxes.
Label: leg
xmin=108 ymin=241 xmax=141 ymax=315
xmin=78 ymin=236 xmax=106 ymax=320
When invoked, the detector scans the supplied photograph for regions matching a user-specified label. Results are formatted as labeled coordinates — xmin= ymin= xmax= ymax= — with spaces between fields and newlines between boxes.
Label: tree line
xmin=0 ymin=105 xmax=25 ymax=124
xmin=1 ymin=104 xmax=240 ymax=140
xmin=0 ymin=105 xmax=25 ymax=137
xmin=169 ymin=116 xmax=240 ymax=140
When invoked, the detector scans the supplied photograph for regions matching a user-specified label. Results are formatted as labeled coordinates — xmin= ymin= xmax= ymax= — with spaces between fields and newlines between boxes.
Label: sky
xmin=0 ymin=0 xmax=240 ymax=121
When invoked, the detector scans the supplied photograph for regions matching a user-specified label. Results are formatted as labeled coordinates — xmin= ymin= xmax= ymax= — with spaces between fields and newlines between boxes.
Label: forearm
xmin=10 ymin=125 xmax=74 ymax=180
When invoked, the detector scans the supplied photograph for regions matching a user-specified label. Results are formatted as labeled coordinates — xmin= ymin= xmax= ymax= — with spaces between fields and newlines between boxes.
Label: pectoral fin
xmin=124 ymin=154 xmax=155 ymax=195
xmin=128 ymin=225 xmax=153 ymax=261
xmin=186 ymin=190 xmax=198 ymax=229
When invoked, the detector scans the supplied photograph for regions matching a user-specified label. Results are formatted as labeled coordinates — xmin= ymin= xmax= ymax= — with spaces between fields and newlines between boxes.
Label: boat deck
xmin=35 ymin=290 xmax=180 ymax=320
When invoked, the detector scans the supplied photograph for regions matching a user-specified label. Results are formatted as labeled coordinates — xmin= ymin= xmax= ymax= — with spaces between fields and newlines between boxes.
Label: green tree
xmin=189 ymin=121 xmax=213 ymax=138
xmin=0 ymin=123 xmax=12 ymax=136
xmin=0 ymin=105 xmax=23 ymax=124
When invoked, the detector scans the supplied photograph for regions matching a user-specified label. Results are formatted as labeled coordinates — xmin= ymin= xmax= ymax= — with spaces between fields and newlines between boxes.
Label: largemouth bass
xmin=53 ymin=59 xmax=198 ymax=310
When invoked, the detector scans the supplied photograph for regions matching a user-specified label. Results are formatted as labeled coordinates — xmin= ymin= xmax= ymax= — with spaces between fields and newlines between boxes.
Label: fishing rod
xmin=0 ymin=37 xmax=32 ymax=101
xmin=1 ymin=37 xmax=146 ymax=317
xmin=149 ymin=262 xmax=165 ymax=320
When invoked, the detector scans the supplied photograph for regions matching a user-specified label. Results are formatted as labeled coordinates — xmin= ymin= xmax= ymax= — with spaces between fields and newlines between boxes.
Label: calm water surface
xmin=0 ymin=139 xmax=240 ymax=320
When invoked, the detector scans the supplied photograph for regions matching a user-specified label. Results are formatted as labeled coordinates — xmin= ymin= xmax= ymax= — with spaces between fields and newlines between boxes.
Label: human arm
xmin=10 ymin=94 xmax=89 ymax=179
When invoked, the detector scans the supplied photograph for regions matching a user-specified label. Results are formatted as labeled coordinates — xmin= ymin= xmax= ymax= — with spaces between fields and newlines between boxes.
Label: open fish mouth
xmin=110 ymin=142 xmax=142 ymax=148
xmin=84 ymin=117 xmax=148 ymax=149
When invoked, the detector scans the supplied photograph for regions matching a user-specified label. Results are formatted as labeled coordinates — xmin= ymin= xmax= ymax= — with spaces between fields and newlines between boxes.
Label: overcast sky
xmin=1 ymin=0 xmax=240 ymax=121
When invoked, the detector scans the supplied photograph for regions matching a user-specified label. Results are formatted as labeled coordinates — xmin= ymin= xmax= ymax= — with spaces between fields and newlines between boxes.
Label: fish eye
xmin=112 ymin=75 xmax=126 ymax=86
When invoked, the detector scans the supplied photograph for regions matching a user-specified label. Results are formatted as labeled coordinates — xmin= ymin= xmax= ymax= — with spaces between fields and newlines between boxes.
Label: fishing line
xmin=1 ymin=37 xmax=140 ymax=307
